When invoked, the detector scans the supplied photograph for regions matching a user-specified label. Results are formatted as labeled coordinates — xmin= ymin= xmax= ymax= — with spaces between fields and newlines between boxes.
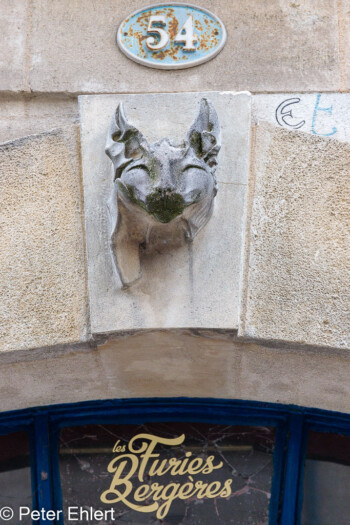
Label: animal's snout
xmin=146 ymin=190 xmax=186 ymax=224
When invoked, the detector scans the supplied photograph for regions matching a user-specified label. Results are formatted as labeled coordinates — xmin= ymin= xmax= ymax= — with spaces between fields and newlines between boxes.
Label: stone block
xmin=340 ymin=0 xmax=350 ymax=90
xmin=239 ymin=123 xmax=350 ymax=349
xmin=1 ymin=332 xmax=350 ymax=414
xmin=30 ymin=0 xmax=339 ymax=93
xmin=0 ymin=94 xmax=79 ymax=143
xmin=0 ymin=126 xmax=89 ymax=352
xmin=79 ymin=91 xmax=251 ymax=333
xmin=0 ymin=0 xmax=28 ymax=91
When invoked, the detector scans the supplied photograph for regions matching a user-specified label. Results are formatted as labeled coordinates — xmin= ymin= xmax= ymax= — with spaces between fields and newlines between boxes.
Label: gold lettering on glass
xmin=100 ymin=433 xmax=233 ymax=519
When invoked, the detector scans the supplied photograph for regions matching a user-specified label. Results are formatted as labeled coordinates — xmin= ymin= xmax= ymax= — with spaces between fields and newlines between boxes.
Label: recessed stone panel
xmin=239 ymin=123 xmax=350 ymax=349
xmin=0 ymin=126 xmax=89 ymax=352
xmin=79 ymin=91 xmax=251 ymax=333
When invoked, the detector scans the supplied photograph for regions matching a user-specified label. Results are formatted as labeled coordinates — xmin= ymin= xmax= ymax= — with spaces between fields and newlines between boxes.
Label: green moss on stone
xmin=117 ymin=181 xmax=187 ymax=223
xmin=146 ymin=192 xmax=186 ymax=223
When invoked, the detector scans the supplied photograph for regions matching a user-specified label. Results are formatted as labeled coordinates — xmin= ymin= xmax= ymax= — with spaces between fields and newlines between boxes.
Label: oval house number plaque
xmin=117 ymin=3 xmax=226 ymax=69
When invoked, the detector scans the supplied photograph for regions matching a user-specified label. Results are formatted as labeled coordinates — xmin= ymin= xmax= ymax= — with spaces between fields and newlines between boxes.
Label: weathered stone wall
xmin=2 ymin=0 xmax=343 ymax=93
xmin=0 ymin=0 xmax=349 ymax=413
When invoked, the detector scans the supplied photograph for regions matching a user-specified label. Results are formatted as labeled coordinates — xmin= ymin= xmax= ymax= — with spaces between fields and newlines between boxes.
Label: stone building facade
xmin=0 ymin=1 xmax=350 ymax=524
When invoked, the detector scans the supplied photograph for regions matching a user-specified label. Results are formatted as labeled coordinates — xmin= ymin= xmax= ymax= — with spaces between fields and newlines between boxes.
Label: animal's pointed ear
xmin=105 ymin=102 xmax=149 ymax=179
xmin=186 ymin=98 xmax=221 ymax=171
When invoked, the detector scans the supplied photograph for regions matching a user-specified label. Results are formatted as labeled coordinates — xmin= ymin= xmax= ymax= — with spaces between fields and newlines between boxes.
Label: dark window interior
xmin=301 ymin=430 xmax=350 ymax=525
xmin=0 ymin=431 xmax=32 ymax=525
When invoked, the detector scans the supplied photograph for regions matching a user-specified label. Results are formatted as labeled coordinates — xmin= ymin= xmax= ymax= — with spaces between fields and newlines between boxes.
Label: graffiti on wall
xmin=275 ymin=94 xmax=337 ymax=136
xmin=254 ymin=93 xmax=350 ymax=142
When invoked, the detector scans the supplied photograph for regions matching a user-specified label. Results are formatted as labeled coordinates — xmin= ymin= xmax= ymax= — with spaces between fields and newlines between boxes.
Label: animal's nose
xmin=155 ymin=186 xmax=175 ymax=196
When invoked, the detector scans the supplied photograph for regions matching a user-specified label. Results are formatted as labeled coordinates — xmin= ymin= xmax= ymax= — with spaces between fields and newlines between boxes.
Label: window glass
xmin=301 ymin=430 xmax=350 ymax=525
xmin=0 ymin=431 xmax=32 ymax=524
xmin=59 ymin=422 xmax=275 ymax=524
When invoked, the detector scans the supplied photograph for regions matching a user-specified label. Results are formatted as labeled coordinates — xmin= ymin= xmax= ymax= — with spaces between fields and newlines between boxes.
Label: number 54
xmin=146 ymin=15 xmax=199 ymax=51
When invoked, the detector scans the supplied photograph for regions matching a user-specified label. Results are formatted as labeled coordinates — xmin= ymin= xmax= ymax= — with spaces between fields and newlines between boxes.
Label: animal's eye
xmin=183 ymin=164 xmax=206 ymax=172
xmin=126 ymin=164 xmax=149 ymax=174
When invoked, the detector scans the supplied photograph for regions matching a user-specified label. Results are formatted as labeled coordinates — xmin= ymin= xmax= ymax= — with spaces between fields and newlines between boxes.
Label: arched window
xmin=0 ymin=398 xmax=349 ymax=524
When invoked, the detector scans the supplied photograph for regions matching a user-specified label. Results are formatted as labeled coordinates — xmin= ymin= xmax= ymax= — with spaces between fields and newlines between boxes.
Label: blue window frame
xmin=0 ymin=398 xmax=349 ymax=525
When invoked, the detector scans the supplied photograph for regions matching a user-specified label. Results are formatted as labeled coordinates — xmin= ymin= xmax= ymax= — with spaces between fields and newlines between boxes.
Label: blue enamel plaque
xmin=117 ymin=3 xmax=227 ymax=69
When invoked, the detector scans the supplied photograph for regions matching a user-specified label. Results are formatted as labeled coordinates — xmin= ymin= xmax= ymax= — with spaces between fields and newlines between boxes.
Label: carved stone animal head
xmin=105 ymin=98 xmax=221 ymax=286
